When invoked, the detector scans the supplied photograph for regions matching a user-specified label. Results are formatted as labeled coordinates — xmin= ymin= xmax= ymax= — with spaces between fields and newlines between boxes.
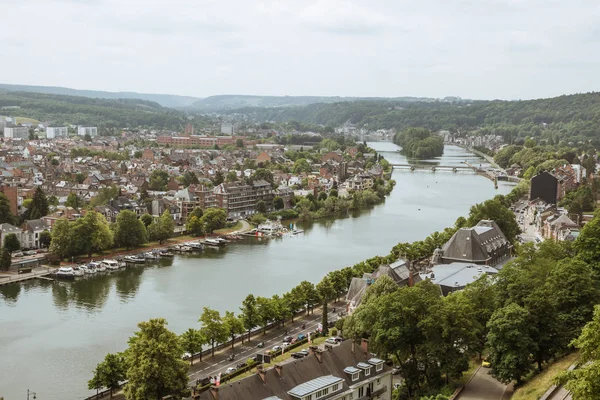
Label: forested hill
xmin=0 ymin=83 xmax=199 ymax=108
xmin=0 ymin=91 xmax=190 ymax=129
xmin=189 ymin=94 xmax=435 ymax=111
xmin=228 ymin=92 xmax=600 ymax=147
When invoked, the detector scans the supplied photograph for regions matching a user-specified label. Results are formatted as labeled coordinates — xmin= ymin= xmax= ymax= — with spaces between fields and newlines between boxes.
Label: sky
xmin=2 ymin=0 xmax=600 ymax=100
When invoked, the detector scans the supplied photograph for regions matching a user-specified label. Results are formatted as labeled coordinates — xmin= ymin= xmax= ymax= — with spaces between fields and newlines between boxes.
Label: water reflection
xmin=0 ymin=283 xmax=21 ymax=304
xmin=115 ymin=266 xmax=145 ymax=300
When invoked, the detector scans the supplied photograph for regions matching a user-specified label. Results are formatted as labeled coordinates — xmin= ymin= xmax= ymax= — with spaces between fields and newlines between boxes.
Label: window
xmin=304 ymin=395 xmax=312 ymax=400
xmin=358 ymin=386 xmax=365 ymax=397
xmin=332 ymin=384 xmax=340 ymax=391
xmin=364 ymin=367 xmax=371 ymax=376
xmin=377 ymin=379 xmax=380 ymax=385
xmin=315 ymin=388 xmax=329 ymax=398
xmin=352 ymin=373 xmax=359 ymax=381
xmin=376 ymin=363 xmax=383 ymax=372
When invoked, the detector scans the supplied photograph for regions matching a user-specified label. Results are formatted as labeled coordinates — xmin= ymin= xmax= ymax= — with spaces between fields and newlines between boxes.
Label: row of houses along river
xmin=0 ymin=142 xmax=514 ymax=400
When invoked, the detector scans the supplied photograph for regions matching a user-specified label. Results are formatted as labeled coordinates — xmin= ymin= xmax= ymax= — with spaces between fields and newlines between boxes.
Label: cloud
xmin=297 ymin=0 xmax=392 ymax=34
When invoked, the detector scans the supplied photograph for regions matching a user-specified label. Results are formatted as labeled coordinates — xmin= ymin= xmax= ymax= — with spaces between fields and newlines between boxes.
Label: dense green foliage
xmin=49 ymin=211 xmax=114 ymax=258
xmin=0 ymin=91 xmax=191 ymax=129
xmin=393 ymin=127 xmax=444 ymax=159
xmin=3 ymin=233 xmax=20 ymax=253
xmin=114 ymin=211 xmax=148 ymax=249
xmin=228 ymin=93 xmax=600 ymax=147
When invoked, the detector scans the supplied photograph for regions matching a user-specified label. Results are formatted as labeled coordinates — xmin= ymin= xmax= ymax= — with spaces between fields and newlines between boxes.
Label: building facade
xmin=77 ymin=126 xmax=98 ymax=137
xmin=46 ymin=126 xmax=68 ymax=139
xmin=4 ymin=126 xmax=29 ymax=139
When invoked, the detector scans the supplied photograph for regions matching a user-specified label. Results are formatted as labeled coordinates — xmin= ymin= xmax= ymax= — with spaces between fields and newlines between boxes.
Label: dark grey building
xmin=530 ymin=171 xmax=558 ymax=204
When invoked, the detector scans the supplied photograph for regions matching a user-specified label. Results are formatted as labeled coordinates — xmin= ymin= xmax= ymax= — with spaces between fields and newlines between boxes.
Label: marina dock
xmin=0 ymin=268 xmax=57 ymax=287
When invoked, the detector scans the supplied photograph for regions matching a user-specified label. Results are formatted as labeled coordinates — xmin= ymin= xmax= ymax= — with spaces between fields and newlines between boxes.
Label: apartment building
xmin=4 ymin=125 xmax=29 ymax=139
xmin=213 ymin=180 xmax=273 ymax=218
xmin=77 ymin=126 xmax=98 ymax=137
xmin=46 ymin=126 xmax=69 ymax=139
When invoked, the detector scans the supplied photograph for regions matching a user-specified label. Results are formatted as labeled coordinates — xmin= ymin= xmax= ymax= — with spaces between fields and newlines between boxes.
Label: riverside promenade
xmin=0 ymin=266 xmax=56 ymax=287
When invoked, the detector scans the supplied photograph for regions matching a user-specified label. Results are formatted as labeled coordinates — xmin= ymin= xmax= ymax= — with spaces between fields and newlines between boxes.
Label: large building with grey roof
xmin=431 ymin=220 xmax=512 ymax=267
xmin=193 ymin=340 xmax=392 ymax=400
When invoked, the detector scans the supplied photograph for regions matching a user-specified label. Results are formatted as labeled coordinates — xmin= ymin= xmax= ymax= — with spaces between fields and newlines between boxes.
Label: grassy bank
xmin=511 ymin=352 xmax=579 ymax=400
xmin=214 ymin=221 xmax=243 ymax=234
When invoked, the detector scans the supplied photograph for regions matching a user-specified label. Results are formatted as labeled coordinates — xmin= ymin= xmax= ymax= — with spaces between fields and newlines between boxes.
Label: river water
xmin=0 ymin=143 xmax=513 ymax=399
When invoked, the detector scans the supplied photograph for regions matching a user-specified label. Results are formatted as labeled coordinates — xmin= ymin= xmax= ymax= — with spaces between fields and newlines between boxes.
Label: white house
xmin=46 ymin=126 xmax=68 ymax=139
xmin=4 ymin=126 xmax=29 ymax=139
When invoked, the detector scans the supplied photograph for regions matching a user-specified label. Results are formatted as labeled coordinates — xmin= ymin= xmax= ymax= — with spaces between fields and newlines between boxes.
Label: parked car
xmin=182 ymin=352 xmax=191 ymax=359
xmin=291 ymin=349 xmax=309 ymax=359
xmin=297 ymin=333 xmax=306 ymax=340
xmin=272 ymin=345 xmax=282 ymax=352
xmin=236 ymin=362 xmax=247 ymax=369
xmin=12 ymin=251 xmax=23 ymax=258
xmin=482 ymin=358 xmax=491 ymax=368
xmin=282 ymin=342 xmax=291 ymax=348
xmin=225 ymin=367 xmax=236 ymax=374
xmin=283 ymin=335 xmax=293 ymax=342
xmin=24 ymin=250 xmax=37 ymax=256
xmin=334 ymin=336 xmax=344 ymax=343
xmin=391 ymin=365 xmax=401 ymax=375
xmin=325 ymin=337 xmax=339 ymax=345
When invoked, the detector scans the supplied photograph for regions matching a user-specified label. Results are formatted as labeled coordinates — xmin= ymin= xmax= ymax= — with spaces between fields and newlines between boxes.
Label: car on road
xmin=225 ymin=367 xmax=236 ymax=374
xmin=283 ymin=335 xmax=293 ymax=342
xmin=297 ymin=333 xmax=306 ymax=340
xmin=482 ymin=358 xmax=491 ymax=368
xmin=282 ymin=342 xmax=291 ymax=348
xmin=182 ymin=352 xmax=191 ymax=359
xmin=291 ymin=349 xmax=309 ymax=359
xmin=12 ymin=251 xmax=23 ymax=258
xmin=24 ymin=250 xmax=37 ymax=256
xmin=272 ymin=345 xmax=282 ymax=352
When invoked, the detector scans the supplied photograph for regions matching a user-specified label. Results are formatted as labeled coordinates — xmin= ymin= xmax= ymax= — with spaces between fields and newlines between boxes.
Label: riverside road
xmin=186 ymin=301 xmax=343 ymax=386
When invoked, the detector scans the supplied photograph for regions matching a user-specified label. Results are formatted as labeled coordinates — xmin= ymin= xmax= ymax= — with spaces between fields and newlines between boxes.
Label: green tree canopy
xmin=200 ymin=208 xmax=227 ymax=234
xmin=222 ymin=311 xmax=245 ymax=349
xmin=88 ymin=353 xmax=126 ymax=398
xmin=149 ymin=169 xmax=169 ymax=191
xmin=199 ymin=307 xmax=228 ymax=357
xmin=179 ymin=328 xmax=205 ymax=365
xmin=27 ymin=186 xmax=49 ymax=219
xmin=65 ymin=193 xmax=83 ymax=209
xmin=3 ymin=233 xmax=20 ymax=253
xmin=466 ymin=198 xmax=520 ymax=243
xmin=49 ymin=218 xmax=74 ymax=259
xmin=124 ymin=318 xmax=189 ymax=400
xmin=72 ymin=211 xmax=114 ymax=257
xmin=114 ymin=210 xmax=148 ymax=249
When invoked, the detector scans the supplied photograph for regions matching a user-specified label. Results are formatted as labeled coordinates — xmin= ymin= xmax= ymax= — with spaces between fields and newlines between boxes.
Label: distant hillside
xmin=0 ymin=91 xmax=193 ymax=129
xmin=0 ymin=83 xmax=200 ymax=108
xmin=229 ymin=92 xmax=600 ymax=147
xmin=189 ymin=94 xmax=433 ymax=111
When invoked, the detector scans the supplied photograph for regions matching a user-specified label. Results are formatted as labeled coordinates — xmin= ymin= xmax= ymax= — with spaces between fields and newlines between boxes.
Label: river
xmin=0 ymin=143 xmax=513 ymax=399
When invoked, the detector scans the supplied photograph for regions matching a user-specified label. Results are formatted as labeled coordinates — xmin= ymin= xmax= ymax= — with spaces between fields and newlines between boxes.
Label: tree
xmin=134 ymin=150 xmax=143 ymax=159
xmin=256 ymin=296 xmax=277 ymax=335
xmin=190 ymin=207 xmax=203 ymax=219
xmin=200 ymin=208 xmax=227 ymax=234
xmin=487 ymin=303 xmax=535 ymax=384
xmin=65 ymin=193 xmax=83 ymax=209
xmin=256 ymin=200 xmax=267 ymax=214
xmin=226 ymin=171 xmax=238 ymax=182
xmin=0 ymin=193 xmax=13 ymax=224
xmin=222 ymin=311 xmax=245 ymax=349
xmin=241 ymin=294 xmax=260 ymax=341
xmin=298 ymin=281 xmax=320 ymax=315
xmin=179 ymin=328 xmax=205 ymax=365
xmin=3 ymin=233 xmax=20 ymax=253
xmin=212 ymin=171 xmax=224 ymax=186
xmin=88 ymin=353 xmax=126 ymax=398
xmin=84 ymin=133 xmax=92 ymax=142
xmin=317 ymin=276 xmax=336 ymax=335
xmin=50 ymin=219 xmax=74 ymax=259
xmin=149 ymin=169 xmax=169 ymax=191
xmin=293 ymin=158 xmax=312 ymax=174
xmin=236 ymin=138 xmax=244 ymax=148
xmin=186 ymin=215 xmax=204 ymax=236
xmin=556 ymin=305 xmax=600 ymax=399
xmin=39 ymin=229 xmax=52 ymax=248
xmin=72 ymin=211 xmax=114 ymax=257
xmin=273 ymin=196 xmax=284 ymax=210
xmin=466 ymin=198 xmax=520 ymax=243
xmin=123 ymin=318 xmax=189 ymax=400
xmin=251 ymin=169 xmax=274 ymax=185
xmin=0 ymin=248 xmax=11 ymax=271
xmin=149 ymin=210 xmax=174 ymax=244
xmin=199 ymin=307 xmax=228 ymax=357
xmin=140 ymin=213 xmax=153 ymax=228
xmin=27 ymin=186 xmax=49 ymax=220
xmin=179 ymin=171 xmax=199 ymax=187
xmin=575 ymin=210 xmax=600 ymax=267
xmin=114 ymin=210 xmax=148 ymax=249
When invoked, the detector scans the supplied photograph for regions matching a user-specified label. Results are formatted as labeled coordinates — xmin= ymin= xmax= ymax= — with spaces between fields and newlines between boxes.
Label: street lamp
xmin=27 ymin=389 xmax=37 ymax=400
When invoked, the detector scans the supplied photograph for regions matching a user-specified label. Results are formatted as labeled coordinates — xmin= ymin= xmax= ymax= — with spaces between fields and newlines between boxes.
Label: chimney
xmin=275 ymin=364 xmax=283 ymax=378
xmin=209 ymin=386 xmax=219 ymax=400
xmin=361 ymin=338 xmax=369 ymax=356
xmin=256 ymin=365 xmax=267 ymax=383
xmin=408 ymin=268 xmax=414 ymax=287
xmin=315 ymin=349 xmax=323 ymax=363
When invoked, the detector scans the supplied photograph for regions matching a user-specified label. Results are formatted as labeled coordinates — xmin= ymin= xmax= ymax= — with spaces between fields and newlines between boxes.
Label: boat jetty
xmin=243 ymin=218 xmax=304 ymax=238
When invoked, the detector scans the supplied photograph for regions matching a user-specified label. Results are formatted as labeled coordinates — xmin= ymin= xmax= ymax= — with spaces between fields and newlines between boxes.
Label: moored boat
xmin=55 ymin=267 xmax=75 ymax=280
xmin=124 ymin=255 xmax=146 ymax=264
xmin=72 ymin=266 xmax=85 ymax=277
xmin=187 ymin=242 xmax=205 ymax=250
xmin=101 ymin=259 xmax=120 ymax=270
xmin=158 ymin=250 xmax=174 ymax=258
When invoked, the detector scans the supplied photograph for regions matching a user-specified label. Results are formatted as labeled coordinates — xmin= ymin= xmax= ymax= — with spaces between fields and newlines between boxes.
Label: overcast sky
xmin=2 ymin=0 xmax=600 ymax=100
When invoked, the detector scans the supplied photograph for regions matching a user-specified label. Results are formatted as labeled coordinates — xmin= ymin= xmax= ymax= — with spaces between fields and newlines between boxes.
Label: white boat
xmin=187 ymin=242 xmax=205 ymax=250
xmin=101 ymin=259 xmax=120 ymax=270
xmin=78 ymin=264 xmax=95 ymax=274
xmin=143 ymin=252 xmax=159 ymax=260
xmin=124 ymin=255 xmax=145 ymax=264
xmin=173 ymin=244 xmax=193 ymax=252
xmin=89 ymin=261 xmax=106 ymax=272
xmin=55 ymin=267 xmax=75 ymax=279
xmin=204 ymin=238 xmax=222 ymax=246
xmin=72 ymin=266 xmax=84 ymax=277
